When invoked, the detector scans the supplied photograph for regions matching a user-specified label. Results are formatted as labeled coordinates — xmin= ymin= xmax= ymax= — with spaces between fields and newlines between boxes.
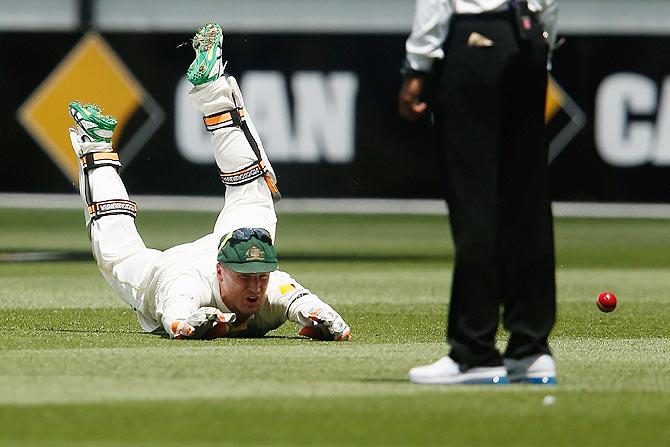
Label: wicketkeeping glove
xmin=170 ymin=307 xmax=236 ymax=339
xmin=297 ymin=307 xmax=351 ymax=341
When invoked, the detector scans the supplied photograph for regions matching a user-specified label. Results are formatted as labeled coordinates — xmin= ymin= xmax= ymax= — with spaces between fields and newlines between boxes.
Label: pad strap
xmin=203 ymin=106 xmax=281 ymax=201
xmin=87 ymin=199 xmax=137 ymax=220
xmin=219 ymin=160 xmax=268 ymax=186
xmin=203 ymin=107 xmax=246 ymax=132
xmin=80 ymin=152 xmax=122 ymax=171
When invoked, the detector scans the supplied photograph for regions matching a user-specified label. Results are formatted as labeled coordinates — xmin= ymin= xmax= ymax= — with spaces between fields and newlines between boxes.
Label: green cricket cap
xmin=217 ymin=228 xmax=278 ymax=273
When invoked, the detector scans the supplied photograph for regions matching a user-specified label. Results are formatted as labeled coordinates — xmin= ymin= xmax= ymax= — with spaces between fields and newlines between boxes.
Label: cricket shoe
xmin=409 ymin=356 xmax=508 ymax=385
xmin=68 ymin=101 xmax=117 ymax=144
xmin=187 ymin=22 xmax=225 ymax=86
xmin=504 ymin=354 xmax=557 ymax=385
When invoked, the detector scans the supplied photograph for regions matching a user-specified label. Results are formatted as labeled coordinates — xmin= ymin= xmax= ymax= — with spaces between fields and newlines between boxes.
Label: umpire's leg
xmin=434 ymin=15 xmax=517 ymax=367
xmin=499 ymin=21 xmax=556 ymax=360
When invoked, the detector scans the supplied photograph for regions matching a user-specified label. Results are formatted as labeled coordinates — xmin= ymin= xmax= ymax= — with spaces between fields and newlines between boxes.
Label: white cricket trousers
xmin=82 ymin=76 xmax=277 ymax=316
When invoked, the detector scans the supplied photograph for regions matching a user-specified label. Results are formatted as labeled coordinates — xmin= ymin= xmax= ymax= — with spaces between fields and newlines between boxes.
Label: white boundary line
xmin=2 ymin=193 xmax=670 ymax=218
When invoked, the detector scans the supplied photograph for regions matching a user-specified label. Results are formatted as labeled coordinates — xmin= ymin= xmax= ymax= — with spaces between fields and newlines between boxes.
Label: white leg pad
xmin=88 ymin=166 xmax=130 ymax=202
xmin=228 ymin=76 xmax=277 ymax=184
xmin=189 ymin=76 xmax=276 ymax=181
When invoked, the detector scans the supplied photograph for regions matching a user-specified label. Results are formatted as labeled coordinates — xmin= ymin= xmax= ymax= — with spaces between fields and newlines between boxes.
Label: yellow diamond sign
xmin=545 ymin=76 xmax=564 ymax=124
xmin=545 ymin=75 xmax=586 ymax=163
xmin=18 ymin=31 xmax=162 ymax=182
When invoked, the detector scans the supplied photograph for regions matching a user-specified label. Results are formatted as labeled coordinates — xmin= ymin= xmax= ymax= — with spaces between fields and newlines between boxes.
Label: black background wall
xmin=2 ymin=31 xmax=670 ymax=202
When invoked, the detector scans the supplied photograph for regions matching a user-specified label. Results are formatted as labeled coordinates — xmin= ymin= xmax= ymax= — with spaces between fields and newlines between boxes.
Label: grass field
xmin=1 ymin=208 xmax=669 ymax=446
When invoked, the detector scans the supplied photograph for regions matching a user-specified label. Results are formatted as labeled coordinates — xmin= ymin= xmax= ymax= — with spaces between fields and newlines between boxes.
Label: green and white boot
xmin=67 ymin=101 xmax=129 ymax=227
xmin=68 ymin=101 xmax=117 ymax=144
xmin=186 ymin=22 xmax=225 ymax=86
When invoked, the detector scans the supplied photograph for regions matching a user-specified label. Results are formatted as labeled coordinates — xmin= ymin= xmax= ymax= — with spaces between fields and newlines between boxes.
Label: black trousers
xmin=432 ymin=12 xmax=556 ymax=367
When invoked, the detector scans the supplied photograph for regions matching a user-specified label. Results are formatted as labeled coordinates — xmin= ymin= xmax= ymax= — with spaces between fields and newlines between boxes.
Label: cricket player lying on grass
xmin=67 ymin=23 xmax=351 ymax=340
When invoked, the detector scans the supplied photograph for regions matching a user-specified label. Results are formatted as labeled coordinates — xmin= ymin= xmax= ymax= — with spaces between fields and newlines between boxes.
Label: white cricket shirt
xmin=135 ymin=232 xmax=312 ymax=336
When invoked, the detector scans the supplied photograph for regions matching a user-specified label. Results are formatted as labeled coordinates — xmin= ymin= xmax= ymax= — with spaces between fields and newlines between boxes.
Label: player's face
xmin=217 ymin=264 xmax=270 ymax=317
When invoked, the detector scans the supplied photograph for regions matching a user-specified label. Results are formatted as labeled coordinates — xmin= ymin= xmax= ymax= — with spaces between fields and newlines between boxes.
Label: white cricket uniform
xmin=83 ymin=76 xmax=322 ymax=336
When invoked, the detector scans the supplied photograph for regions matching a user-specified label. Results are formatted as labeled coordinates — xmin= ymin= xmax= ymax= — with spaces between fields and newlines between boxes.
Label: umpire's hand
xmin=398 ymin=76 xmax=428 ymax=121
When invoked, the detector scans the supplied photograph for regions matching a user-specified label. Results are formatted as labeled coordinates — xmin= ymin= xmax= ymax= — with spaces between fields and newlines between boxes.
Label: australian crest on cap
xmin=245 ymin=245 xmax=265 ymax=261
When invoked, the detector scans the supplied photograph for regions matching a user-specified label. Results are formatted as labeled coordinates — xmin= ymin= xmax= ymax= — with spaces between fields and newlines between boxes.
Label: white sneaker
xmin=504 ymin=354 xmax=557 ymax=385
xmin=409 ymin=356 xmax=508 ymax=385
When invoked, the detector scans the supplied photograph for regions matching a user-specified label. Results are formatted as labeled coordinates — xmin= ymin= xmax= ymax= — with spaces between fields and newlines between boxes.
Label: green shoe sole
xmin=186 ymin=23 xmax=224 ymax=86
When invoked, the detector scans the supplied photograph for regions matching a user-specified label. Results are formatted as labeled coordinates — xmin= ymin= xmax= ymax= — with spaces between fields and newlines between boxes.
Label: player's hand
xmin=398 ymin=76 xmax=427 ymax=121
xmin=170 ymin=320 xmax=196 ymax=339
xmin=170 ymin=307 xmax=236 ymax=339
xmin=297 ymin=307 xmax=351 ymax=341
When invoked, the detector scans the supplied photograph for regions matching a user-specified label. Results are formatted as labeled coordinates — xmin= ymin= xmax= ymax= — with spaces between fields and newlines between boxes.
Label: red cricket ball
xmin=597 ymin=291 xmax=617 ymax=313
